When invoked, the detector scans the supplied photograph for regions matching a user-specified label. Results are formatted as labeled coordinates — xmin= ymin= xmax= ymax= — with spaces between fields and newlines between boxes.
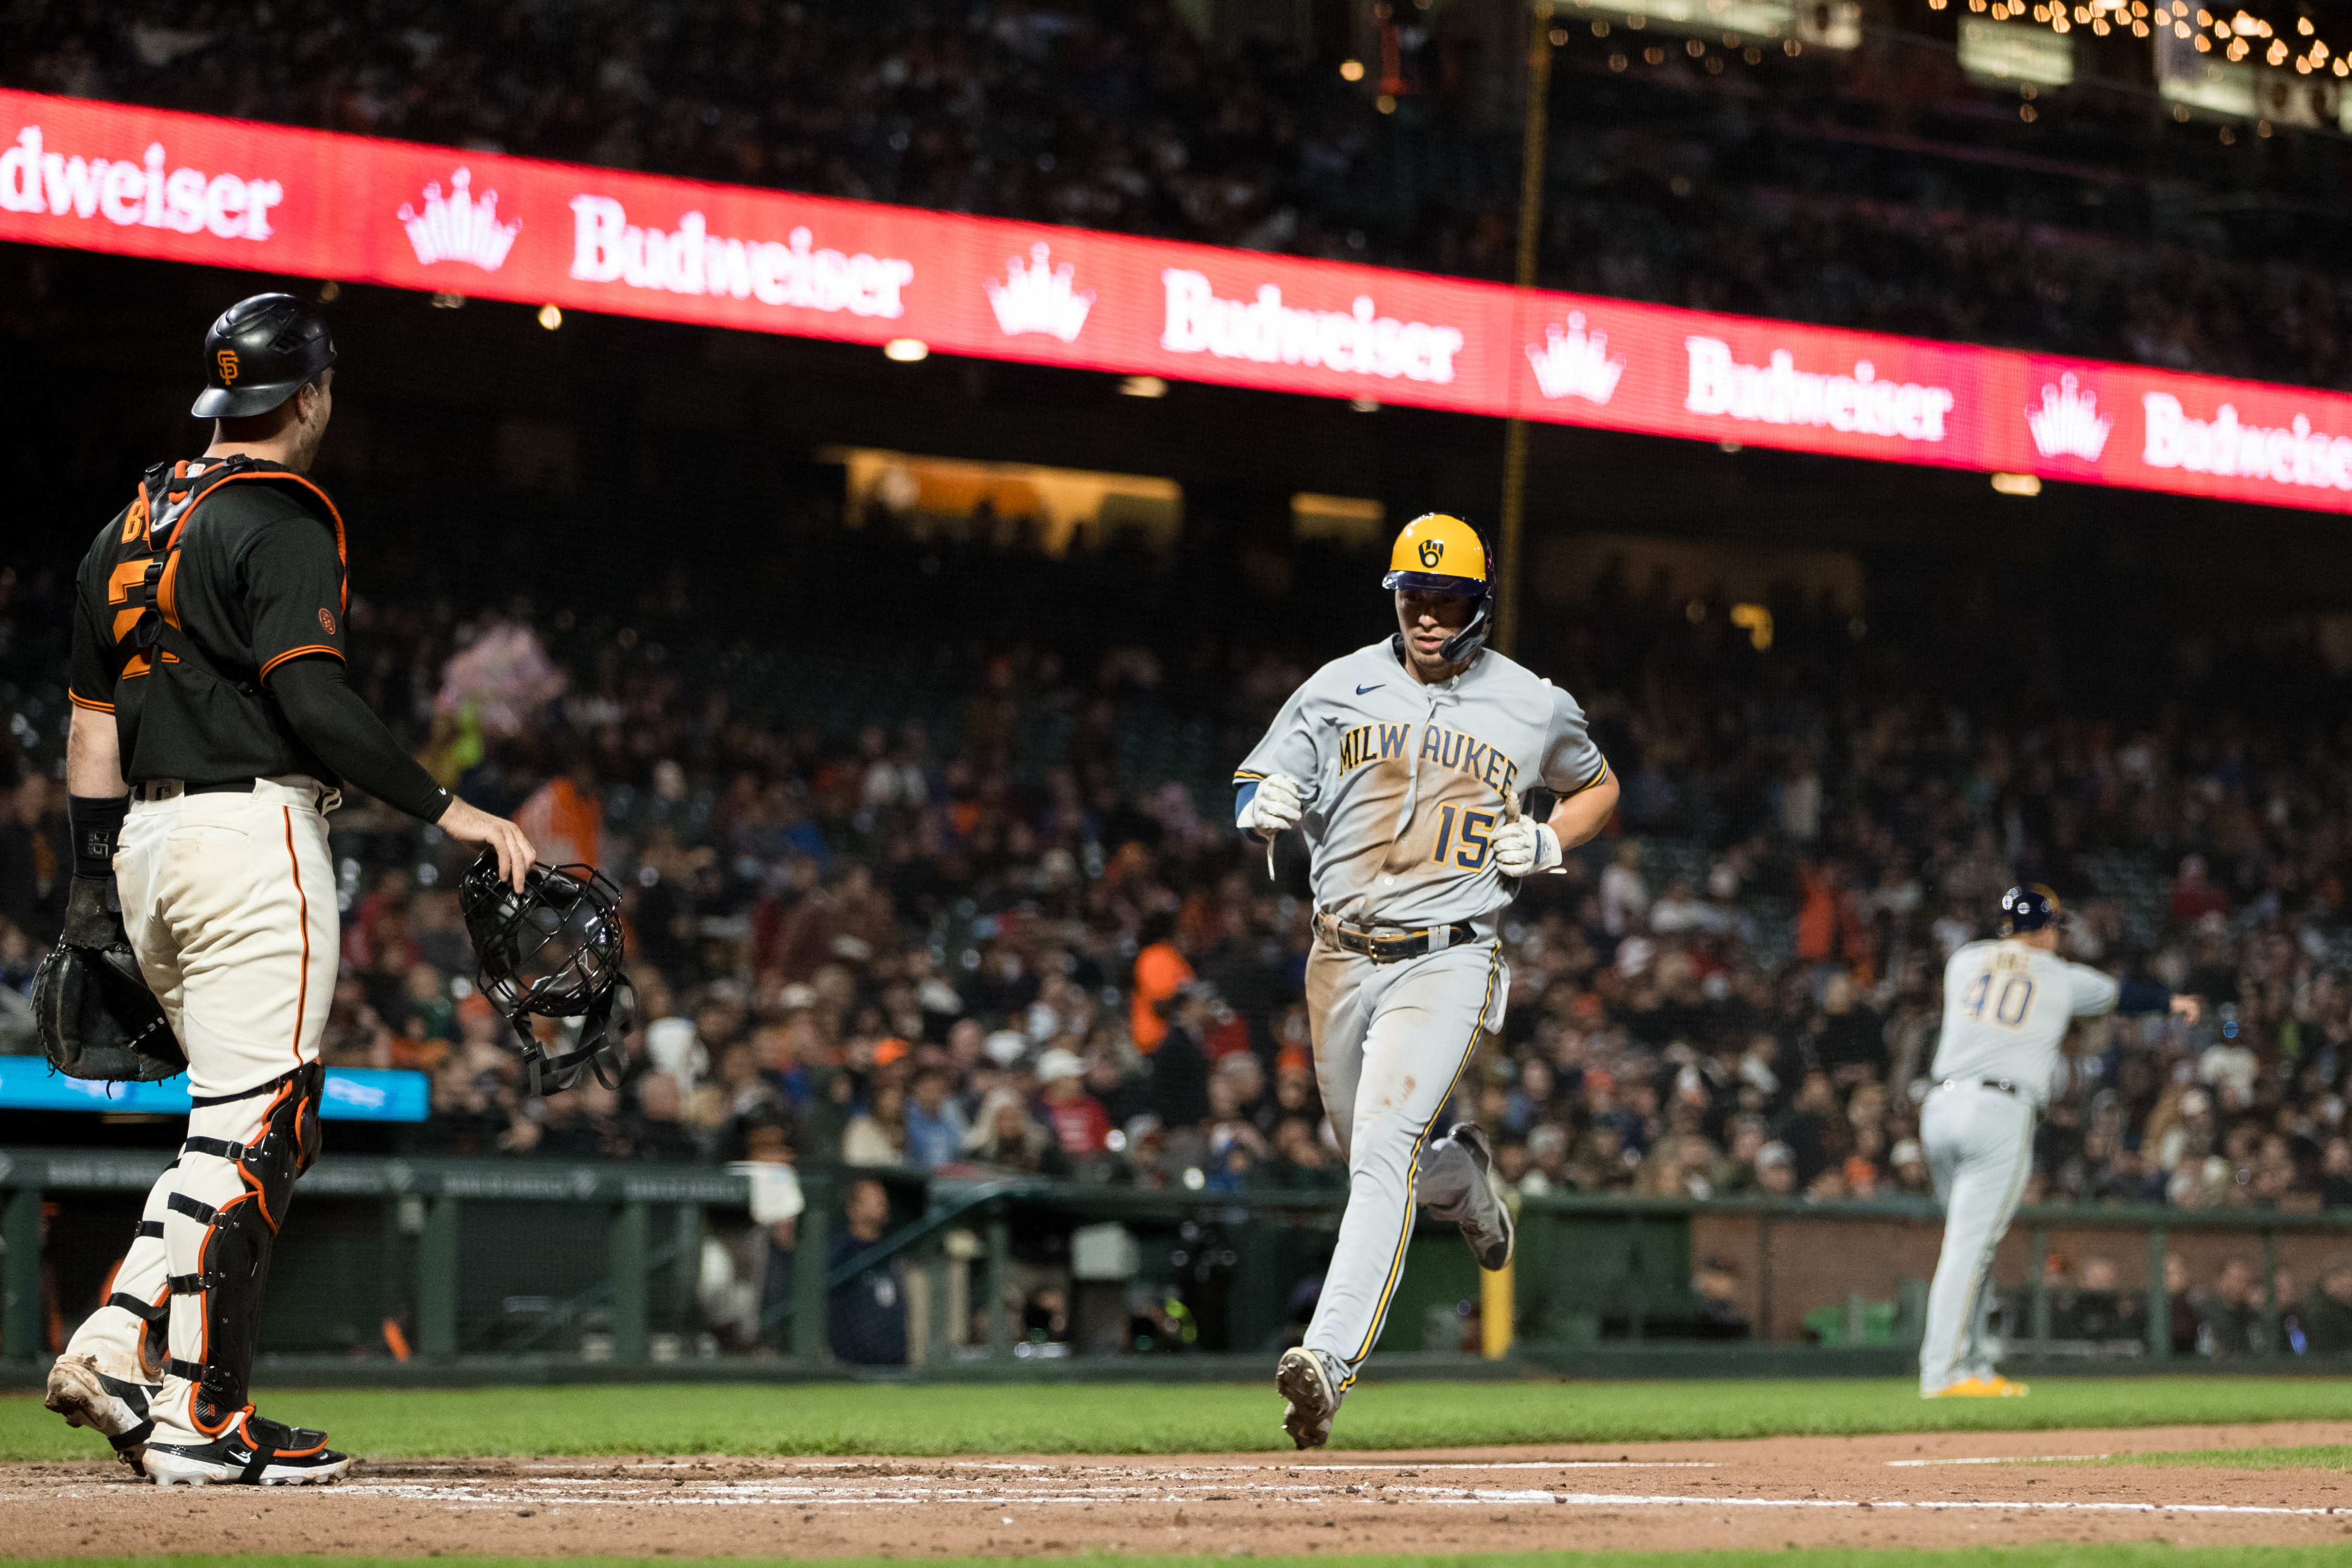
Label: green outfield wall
xmin=4 ymin=1149 xmax=2346 ymax=1383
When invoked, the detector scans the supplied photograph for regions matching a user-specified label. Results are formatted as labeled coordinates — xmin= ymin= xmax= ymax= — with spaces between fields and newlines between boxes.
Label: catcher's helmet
xmin=1998 ymin=884 xmax=2061 ymax=936
xmin=1383 ymin=513 xmax=1494 ymax=664
xmin=192 ymin=293 xmax=336 ymax=419
xmin=459 ymin=853 xmax=634 ymax=1092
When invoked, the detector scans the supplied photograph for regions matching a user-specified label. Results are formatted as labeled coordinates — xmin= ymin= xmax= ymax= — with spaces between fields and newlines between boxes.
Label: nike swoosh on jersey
xmin=1355 ymin=684 xmax=1384 ymax=694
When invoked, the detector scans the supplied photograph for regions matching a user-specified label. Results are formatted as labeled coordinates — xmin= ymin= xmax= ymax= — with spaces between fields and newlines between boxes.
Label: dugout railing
xmin=6 ymin=1148 xmax=2352 ymax=1380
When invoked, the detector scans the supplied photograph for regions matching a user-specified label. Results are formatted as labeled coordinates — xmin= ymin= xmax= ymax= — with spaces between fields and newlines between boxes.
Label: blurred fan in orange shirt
xmin=1130 ymin=911 xmax=1193 ymax=1054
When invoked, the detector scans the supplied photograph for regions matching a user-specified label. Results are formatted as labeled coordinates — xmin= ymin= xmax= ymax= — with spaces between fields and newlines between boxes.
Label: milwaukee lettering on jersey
xmin=568 ymin=196 xmax=913 ymax=316
xmin=0 ymin=125 xmax=281 ymax=239
xmin=1336 ymin=722 xmax=1412 ymax=774
xmin=1684 ymin=336 xmax=1954 ymax=442
xmin=1159 ymin=268 xmax=1465 ymax=383
xmin=1417 ymin=724 xmax=1520 ymax=797
xmin=2141 ymin=394 xmax=2352 ymax=493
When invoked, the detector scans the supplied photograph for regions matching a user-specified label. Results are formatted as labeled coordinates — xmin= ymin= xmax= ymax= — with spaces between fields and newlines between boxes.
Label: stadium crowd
xmin=7 ymin=0 xmax=2351 ymax=389
xmin=5 ymin=518 xmax=2351 ymax=1256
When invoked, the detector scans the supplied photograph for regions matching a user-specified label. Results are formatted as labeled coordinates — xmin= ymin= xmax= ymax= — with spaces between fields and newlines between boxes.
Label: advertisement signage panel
xmin=6 ymin=88 xmax=2351 ymax=514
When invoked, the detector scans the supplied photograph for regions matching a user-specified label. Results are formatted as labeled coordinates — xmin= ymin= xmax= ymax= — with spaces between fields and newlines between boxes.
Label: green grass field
xmin=11 ymin=1552 xmax=2352 ymax=1568
xmin=2084 ymin=1443 xmax=2352 ymax=1470
xmin=4 ymin=1375 xmax=2346 ymax=1460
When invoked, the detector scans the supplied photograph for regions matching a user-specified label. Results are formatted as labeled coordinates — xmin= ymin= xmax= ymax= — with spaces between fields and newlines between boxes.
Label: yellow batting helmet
xmin=1383 ymin=513 xmax=1494 ymax=662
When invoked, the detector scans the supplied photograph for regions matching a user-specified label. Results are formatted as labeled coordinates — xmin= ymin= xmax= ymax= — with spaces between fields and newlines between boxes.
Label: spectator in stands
xmin=841 ymin=1083 xmax=909 ymax=1167
xmin=904 ymin=1067 xmax=969 ymax=1171
xmin=1129 ymin=913 xmax=1192 ymax=1055
xmin=827 ymin=1178 xmax=907 ymax=1366
xmin=1038 ymin=1047 xmax=1112 ymax=1160
xmin=2169 ymin=855 xmax=2231 ymax=925
xmin=2298 ymin=1257 xmax=2352 ymax=1354
xmin=2193 ymin=1256 xmax=2263 ymax=1357
xmin=964 ymin=1086 xmax=1073 ymax=1177
xmin=0 ymin=770 xmax=63 ymax=940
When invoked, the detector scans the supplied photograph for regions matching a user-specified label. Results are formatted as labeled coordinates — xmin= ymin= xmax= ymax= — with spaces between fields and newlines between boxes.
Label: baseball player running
xmin=1920 ymin=885 xmax=2196 ymax=1397
xmin=45 ymin=294 xmax=533 ymax=1484
xmin=1236 ymin=514 xmax=1618 ymax=1448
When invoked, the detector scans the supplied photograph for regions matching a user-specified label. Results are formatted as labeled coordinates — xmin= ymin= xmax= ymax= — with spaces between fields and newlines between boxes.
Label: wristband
xmin=67 ymin=793 xmax=129 ymax=880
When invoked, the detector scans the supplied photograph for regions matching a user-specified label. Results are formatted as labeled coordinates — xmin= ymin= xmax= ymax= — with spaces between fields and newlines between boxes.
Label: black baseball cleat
xmin=44 ymin=1353 xmax=161 ymax=1472
xmin=140 ymin=1408 xmax=353 ymax=1487
xmin=1444 ymin=1121 xmax=1515 ymax=1272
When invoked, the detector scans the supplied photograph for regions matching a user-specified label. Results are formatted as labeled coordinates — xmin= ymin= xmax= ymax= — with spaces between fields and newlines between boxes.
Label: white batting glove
xmin=1492 ymin=818 xmax=1561 ymax=876
xmin=1240 ymin=774 xmax=1303 ymax=836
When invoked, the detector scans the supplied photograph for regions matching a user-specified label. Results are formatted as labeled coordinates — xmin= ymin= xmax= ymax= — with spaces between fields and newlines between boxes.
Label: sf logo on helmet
xmin=216 ymin=349 xmax=241 ymax=385
xmin=1417 ymin=539 xmax=1444 ymax=568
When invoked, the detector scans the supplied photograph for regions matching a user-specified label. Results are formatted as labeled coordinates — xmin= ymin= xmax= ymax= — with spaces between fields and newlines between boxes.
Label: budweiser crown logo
xmin=1526 ymin=312 xmax=1625 ymax=406
xmin=984 ymin=242 xmax=1095 ymax=342
xmin=216 ymin=349 xmax=239 ymax=384
xmin=399 ymin=169 xmax=520 ymax=272
xmin=2025 ymin=372 xmax=2112 ymax=462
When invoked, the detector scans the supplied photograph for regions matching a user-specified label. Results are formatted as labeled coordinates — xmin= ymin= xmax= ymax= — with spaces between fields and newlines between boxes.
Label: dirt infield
xmin=6 ymin=1422 xmax=2350 ymax=1557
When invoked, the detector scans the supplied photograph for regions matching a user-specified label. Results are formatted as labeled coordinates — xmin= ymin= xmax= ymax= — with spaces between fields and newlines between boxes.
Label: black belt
xmin=1942 ymin=1077 xmax=2022 ymax=1097
xmin=1314 ymin=912 xmax=1480 ymax=964
xmin=134 ymin=778 xmax=255 ymax=801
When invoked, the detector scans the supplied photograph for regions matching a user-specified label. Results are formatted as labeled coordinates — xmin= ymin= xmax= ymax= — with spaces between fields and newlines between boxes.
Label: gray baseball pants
xmin=1919 ymin=1082 xmax=2037 ymax=1395
xmin=1301 ymin=936 xmax=1504 ymax=1389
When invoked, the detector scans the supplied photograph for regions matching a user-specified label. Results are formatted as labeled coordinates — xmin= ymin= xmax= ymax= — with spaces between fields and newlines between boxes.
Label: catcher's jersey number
xmin=1429 ymin=804 xmax=1495 ymax=870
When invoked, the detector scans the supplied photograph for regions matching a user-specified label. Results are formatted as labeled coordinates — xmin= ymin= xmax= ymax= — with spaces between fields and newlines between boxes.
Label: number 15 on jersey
xmin=1430 ymin=804 xmax=1494 ymax=870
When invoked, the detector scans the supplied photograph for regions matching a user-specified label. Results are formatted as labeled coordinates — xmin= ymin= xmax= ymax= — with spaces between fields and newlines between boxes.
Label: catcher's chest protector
xmin=103 ymin=456 xmax=342 ymax=688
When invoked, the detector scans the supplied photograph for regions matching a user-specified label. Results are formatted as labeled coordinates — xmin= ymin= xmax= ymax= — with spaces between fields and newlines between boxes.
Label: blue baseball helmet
xmin=1998 ymin=884 xmax=2061 ymax=936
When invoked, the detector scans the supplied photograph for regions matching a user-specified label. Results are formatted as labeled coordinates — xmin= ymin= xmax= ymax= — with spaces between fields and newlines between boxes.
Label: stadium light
xmin=884 ymin=338 xmax=929 ymax=362
xmin=1119 ymin=375 xmax=1168 ymax=398
xmin=537 ymin=304 xmax=562 ymax=330
xmin=1991 ymin=471 xmax=2043 ymax=495
xmin=1339 ymin=58 xmax=1366 ymax=80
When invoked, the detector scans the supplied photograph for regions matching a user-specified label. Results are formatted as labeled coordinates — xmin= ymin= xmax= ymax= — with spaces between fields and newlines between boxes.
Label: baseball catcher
xmin=44 ymin=294 xmax=534 ymax=1485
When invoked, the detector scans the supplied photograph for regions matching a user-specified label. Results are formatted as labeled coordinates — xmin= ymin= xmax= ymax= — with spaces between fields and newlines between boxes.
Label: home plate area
xmin=6 ymin=1424 xmax=2350 ymax=1557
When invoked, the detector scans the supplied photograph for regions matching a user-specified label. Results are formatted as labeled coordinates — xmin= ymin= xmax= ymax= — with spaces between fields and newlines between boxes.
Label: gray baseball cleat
xmin=1275 ymin=1346 xmax=1345 ymax=1451
xmin=44 ymin=1353 xmax=160 ymax=1472
xmin=1443 ymin=1121 xmax=1515 ymax=1271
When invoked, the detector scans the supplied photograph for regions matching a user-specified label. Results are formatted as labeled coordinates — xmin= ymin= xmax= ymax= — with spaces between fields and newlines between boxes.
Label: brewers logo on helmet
xmin=1382 ymin=513 xmax=1494 ymax=664
xmin=1998 ymin=884 xmax=2061 ymax=936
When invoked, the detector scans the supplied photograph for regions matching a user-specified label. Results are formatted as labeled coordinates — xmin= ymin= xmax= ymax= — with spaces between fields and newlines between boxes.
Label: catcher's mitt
xmin=34 ymin=937 xmax=186 ymax=1083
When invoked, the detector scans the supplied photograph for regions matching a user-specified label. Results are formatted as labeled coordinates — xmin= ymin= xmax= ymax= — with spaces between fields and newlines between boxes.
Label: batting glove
xmin=1492 ymin=818 xmax=1562 ymax=876
xmin=1240 ymin=774 xmax=1304 ymax=836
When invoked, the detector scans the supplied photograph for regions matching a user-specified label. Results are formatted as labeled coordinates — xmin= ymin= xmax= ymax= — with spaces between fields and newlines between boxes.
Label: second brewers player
xmin=1236 ymin=514 xmax=1617 ymax=1448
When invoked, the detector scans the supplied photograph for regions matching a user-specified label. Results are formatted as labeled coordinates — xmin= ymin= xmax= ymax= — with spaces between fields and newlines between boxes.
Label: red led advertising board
xmin=5 ymin=87 xmax=2349 ymax=513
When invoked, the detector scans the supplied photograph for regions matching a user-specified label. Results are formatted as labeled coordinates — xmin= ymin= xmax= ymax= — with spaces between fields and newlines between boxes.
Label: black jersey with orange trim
xmin=70 ymin=458 xmax=351 ymax=786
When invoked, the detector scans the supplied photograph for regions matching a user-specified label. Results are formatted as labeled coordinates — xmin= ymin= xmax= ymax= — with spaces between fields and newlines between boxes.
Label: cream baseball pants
xmin=62 ymin=776 xmax=336 ymax=1435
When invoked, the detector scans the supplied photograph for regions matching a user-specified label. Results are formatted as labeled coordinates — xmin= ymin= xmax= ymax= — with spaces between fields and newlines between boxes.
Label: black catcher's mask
xmin=458 ymin=852 xmax=634 ymax=1094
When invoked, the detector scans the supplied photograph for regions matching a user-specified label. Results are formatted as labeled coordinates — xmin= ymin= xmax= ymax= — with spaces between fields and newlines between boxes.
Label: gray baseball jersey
xmin=1233 ymin=638 xmax=1608 ymax=928
xmin=1930 ymin=939 xmax=2119 ymax=1107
